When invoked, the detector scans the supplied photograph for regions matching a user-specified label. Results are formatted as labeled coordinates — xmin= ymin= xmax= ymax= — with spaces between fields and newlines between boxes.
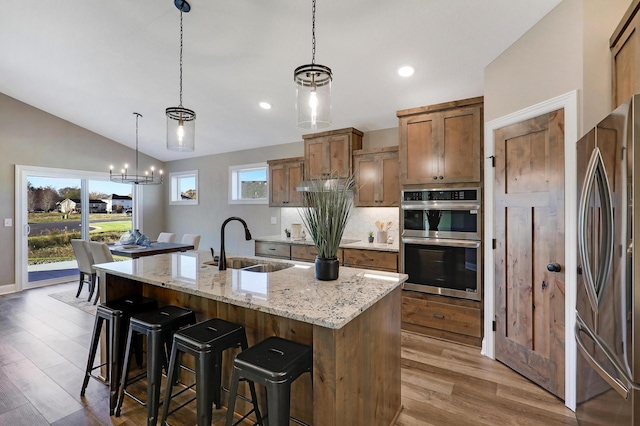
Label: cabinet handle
xmin=269 ymin=248 xmax=276 ymax=251
xmin=432 ymin=314 xmax=445 ymax=319
xmin=438 ymin=176 xmax=444 ymax=180
xmin=432 ymin=176 xmax=438 ymax=180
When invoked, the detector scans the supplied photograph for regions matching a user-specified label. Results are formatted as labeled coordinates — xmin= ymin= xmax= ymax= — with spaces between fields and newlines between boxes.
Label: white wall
xmin=0 ymin=92 xmax=164 ymax=289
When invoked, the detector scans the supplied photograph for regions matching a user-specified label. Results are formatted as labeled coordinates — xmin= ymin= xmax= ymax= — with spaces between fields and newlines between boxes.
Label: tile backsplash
xmin=281 ymin=207 xmax=400 ymax=243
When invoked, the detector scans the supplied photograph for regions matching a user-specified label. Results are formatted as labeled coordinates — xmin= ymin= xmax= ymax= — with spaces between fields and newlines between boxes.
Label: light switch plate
xmin=4 ymin=218 xmax=12 ymax=227
xmin=270 ymin=216 xmax=277 ymax=225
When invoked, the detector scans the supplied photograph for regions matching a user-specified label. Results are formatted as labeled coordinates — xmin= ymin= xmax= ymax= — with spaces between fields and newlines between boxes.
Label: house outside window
xmin=229 ymin=163 xmax=267 ymax=204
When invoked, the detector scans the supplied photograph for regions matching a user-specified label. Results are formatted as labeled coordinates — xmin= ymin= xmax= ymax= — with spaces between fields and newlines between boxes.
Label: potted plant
xmin=284 ymin=228 xmax=291 ymax=238
xmin=300 ymin=173 xmax=355 ymax=280
xmin=368 ymin=231 xmax=374 ymax=243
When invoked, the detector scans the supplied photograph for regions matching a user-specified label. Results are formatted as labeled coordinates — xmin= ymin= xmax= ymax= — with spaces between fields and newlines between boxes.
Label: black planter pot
xmin=315 ymin=256 xmax=339 ymax=281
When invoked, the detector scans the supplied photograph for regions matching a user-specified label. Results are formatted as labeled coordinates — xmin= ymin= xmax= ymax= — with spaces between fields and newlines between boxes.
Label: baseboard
xmin=0 ymin=283 xmax=17 ymax=295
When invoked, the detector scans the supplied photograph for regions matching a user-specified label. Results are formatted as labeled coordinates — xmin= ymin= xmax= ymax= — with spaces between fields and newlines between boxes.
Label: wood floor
xmin=0 ymin=282 xmax=578 ymax=425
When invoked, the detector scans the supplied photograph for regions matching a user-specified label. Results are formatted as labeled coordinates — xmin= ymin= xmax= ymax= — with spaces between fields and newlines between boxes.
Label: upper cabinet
xmin=267 ymin=157 xmax=304 ymax=207
xmin=397 ymin=97 xmax=483 ymax=185
xmin=353 ymin=147 xmax=400 ymax=207
xmin=303 ymin=127 xmax=363 ymax=179
xmin=611 ymin=0 xmax=640 ymax=108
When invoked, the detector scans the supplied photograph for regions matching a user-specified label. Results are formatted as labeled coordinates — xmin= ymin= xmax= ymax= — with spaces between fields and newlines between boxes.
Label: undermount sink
xmin=203 ymin=257 xmax=293 ymax=273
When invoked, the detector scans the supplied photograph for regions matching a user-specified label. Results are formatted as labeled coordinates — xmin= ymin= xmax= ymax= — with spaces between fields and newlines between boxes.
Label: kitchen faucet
xmin=219 ymin=217 xmax=252 ymax=270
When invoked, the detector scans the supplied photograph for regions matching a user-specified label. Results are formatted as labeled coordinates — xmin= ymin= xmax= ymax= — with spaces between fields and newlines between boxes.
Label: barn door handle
xmin=546 ymin=262 xmax=562 ymax=273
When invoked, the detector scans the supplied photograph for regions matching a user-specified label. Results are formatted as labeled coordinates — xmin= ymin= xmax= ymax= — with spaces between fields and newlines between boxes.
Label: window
xmin=229 ymin=163 xmax=267 ymax=204
xmin=170 ymin=170 xmax=198 ymax=205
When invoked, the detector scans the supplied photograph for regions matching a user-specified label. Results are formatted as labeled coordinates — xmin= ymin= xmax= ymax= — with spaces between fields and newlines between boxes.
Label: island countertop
xmin=93 ymin=250 xmax=407 ymax=329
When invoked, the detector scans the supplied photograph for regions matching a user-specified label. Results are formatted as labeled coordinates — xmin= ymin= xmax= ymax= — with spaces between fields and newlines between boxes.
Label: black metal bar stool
xmin=80 ymin=295 xmax=158 ymax=415
xmin=160 ymin=318 xmax=263 ymax=426
xmin=225 ymin=336 xmax=312 ymax=426
xmin=115 ymin=305 xmax=196 ymax=426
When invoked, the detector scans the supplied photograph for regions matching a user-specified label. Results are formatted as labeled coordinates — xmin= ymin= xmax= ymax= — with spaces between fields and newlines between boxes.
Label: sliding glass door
xmin=16 ymin=166 xmax=134 ymax=290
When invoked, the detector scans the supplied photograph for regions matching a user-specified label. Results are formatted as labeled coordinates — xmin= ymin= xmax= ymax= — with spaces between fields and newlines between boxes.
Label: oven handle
xmin=400 ymin=202 xmax=481 ymax=211
xmin=402 ymin=237 xmax=480 ymax=248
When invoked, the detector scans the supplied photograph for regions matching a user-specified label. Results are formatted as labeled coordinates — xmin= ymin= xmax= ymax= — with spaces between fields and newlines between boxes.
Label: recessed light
xmin=259 ymin=102 xmax=272 ymax=110
xmin=397 ymin=66 xmax=414 ymax=77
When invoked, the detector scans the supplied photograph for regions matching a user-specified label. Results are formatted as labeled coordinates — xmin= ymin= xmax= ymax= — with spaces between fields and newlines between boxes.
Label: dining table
xmin=107 ymin=241 xmax=195 ymax=258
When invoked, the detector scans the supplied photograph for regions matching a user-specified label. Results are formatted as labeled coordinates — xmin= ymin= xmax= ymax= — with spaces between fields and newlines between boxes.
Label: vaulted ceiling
xmin=0 ymin=0 xmax=562 ymax=161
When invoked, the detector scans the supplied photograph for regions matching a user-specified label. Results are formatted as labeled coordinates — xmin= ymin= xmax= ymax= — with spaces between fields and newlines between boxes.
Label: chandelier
xmin=166 ymin=0 xmax=196 ymax=152
xmin=294 ymin=0 xmax=332 ymax=129
xmin=110 ymin=113 xmax=163 ymax=185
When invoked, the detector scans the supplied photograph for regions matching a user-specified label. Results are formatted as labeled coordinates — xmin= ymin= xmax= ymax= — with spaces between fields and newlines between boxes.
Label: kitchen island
xmin=94 ymin=250 xmax=407 ymax=425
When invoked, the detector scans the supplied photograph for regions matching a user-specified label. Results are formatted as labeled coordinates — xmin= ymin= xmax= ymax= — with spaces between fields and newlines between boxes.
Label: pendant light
xmin=110 ymin=113 xmax=163 ymax=185
xmin=294 ymin=0 xmax=332 ymax=129
xmin=166 ymin=0 xmax=196 ymax=152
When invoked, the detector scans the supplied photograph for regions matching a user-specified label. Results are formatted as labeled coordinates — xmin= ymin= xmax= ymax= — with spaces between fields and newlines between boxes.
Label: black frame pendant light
xmin=294 ymin=0 xmax=332 ymax=129
xmin=166 ymin=0 xmax=196 ymax=152
xmin=110 ymin=113 xmax=163 ymax=185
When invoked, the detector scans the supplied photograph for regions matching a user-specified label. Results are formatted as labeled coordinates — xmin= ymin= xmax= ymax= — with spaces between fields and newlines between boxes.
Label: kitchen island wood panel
xmin=96 ymin=251 xmax=405 ymax=425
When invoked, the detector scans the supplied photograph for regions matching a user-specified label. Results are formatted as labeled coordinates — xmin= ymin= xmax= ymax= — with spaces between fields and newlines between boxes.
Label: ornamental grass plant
xmin=299 ymin=173 xmax=355 ymax=260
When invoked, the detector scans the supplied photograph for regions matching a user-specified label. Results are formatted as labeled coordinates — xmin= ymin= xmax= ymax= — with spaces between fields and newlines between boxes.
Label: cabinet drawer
xmin=342 ymin=249 xmax=397 ymax=271
xmin=255 ymin=242 xmax=291 ymax=259
xmin=291 ymin=245 xmax=344 ymax=264
xmin=401 ymin=295 xmax=481 ymax=338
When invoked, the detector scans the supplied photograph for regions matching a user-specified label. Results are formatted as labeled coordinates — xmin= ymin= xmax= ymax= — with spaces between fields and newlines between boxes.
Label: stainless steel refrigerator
xmin=575 ymin=95 xmax=640 ymax=424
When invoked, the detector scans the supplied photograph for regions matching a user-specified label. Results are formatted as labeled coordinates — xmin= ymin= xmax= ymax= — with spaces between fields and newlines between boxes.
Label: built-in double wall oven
xmin=401 ymin=187 xmax=481 ymax=300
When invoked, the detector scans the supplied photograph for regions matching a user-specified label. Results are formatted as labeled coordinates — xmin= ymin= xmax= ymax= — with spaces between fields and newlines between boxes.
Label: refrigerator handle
xmin=575 ymin=314 xmax=633 ymax=400
xmin=577 ymin=147 xmax=614 ymax=313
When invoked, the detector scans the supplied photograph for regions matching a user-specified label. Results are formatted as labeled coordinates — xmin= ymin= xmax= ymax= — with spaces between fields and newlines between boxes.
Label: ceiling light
xmin=110 ymin=113 xmax=163 ymax=185
xmin=259 ymin=102 xmax=272 ymax=110
xmin=294 ymin=0 xmax=332 ymax=129
xmin=166 ymin=0 xmax=196 ymax=152
xmin=398 ymin=65 xmax=415 ymax=77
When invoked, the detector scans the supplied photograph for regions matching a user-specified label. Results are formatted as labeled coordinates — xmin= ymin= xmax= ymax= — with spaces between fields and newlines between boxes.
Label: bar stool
xmin=115 ymin=305 xmax=196 ymax=426
xmin=160 ymin=318 xmax=263 ymax=426
xmin=225 ymin=336 xmax=313 ymax=426
xmin=80 ymin=295 xmax=158 ymax=415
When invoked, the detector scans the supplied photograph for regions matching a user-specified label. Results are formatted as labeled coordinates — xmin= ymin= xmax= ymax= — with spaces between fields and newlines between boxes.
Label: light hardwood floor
xmin=0 ymin=282 xmax=578 ymax=425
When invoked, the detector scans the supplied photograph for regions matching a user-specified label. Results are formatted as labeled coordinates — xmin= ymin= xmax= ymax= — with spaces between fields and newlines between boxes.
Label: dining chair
xmin=89 ymin=241 xmax=115 ymax=305
xmin=70 ymin=239 xmax=97 ymax=302
xmin=157 ymin=232 xmax=176 ymax=243
xmin=181 ymin=234 xmax=201 ymax=250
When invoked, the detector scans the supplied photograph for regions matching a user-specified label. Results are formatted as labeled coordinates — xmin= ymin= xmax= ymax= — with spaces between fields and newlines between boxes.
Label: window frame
xmin=228 ymin=162 xmax=268 ymax=205
xmin=169 ymin=170 xmax=199 ymax=206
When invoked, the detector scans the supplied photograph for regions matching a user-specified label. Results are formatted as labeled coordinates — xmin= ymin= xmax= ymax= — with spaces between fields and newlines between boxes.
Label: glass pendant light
xmin=294 ymin=0 xmax=332 ymax=129
xmin=166 ymin=0 xmax=196 ymax=152
xmin=110 ymin=113 xmax=163 ymax=185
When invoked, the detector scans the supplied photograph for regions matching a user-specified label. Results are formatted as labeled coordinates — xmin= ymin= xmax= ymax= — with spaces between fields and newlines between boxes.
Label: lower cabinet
xmin=291 ymin=244 xmax=344 ymax=265
xmin=401 ymin=290 xmax=482 ymax=347
xmin=254 ymin=241 xmax=291 ymax=259
xmin=342 ymin=248 xmax=398 ymax=272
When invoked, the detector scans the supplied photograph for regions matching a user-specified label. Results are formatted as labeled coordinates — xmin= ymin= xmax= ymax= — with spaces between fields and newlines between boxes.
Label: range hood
xmin=296 ymin=178 xmax=352 ymax=192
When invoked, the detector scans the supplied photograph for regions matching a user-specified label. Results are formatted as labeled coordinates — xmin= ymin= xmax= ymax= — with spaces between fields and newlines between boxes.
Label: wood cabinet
xmin=401 ymin=290 xmax=482 ymax=347
xmin=267 ymin=157 xmax=304 ymax=207
xmin=342 ymin=248 xmax=398 ymax=272
xmin=353 ymin=147 xmax=400 ymax=207
xmin=254 ymin=241 xmax=291 ymax=259
xmin=303 ymin=127 xmax=363 ymax=179
xmin=291 ymin=244 xmax=344 ymax=265
xmin=611 ymin=0 xmax=640 ymax=108
xmin=397 ymin=97 xmax=483 ymax=185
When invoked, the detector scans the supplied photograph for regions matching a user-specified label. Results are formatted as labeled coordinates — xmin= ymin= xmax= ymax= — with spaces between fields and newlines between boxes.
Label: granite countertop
xmin=254 ymin=235 xmax=400 ymax=253
xmin=94 ymin=250 xmax=407 ymax=330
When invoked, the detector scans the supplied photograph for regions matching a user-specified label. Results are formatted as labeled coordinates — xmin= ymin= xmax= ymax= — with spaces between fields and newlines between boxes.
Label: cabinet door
xmin=354 ymin=154 xmax=377 ymax=206
xmin=612 ymin=11 xmax=640 ymax=108
xmin=287 ymin=161 xmax=304 ymax=206
xmin=379 ymin=152 xmax=400 ymax=206
xmin=439 ymin=106 xmax=481 ymax=183
xmin=327 ymin=134 xmax=350 ymax=177
xmin=306 ymin=137 xmax=327 ymax=177
xmin=269 ymin=163 xmax=287 ymax=206
xmin=402 ymin=113 xmax=439 ymax=184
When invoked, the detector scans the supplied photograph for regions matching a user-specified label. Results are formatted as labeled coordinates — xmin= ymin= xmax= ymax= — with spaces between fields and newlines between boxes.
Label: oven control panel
xmin=402 ymin=188 xmax=479 ymax=202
